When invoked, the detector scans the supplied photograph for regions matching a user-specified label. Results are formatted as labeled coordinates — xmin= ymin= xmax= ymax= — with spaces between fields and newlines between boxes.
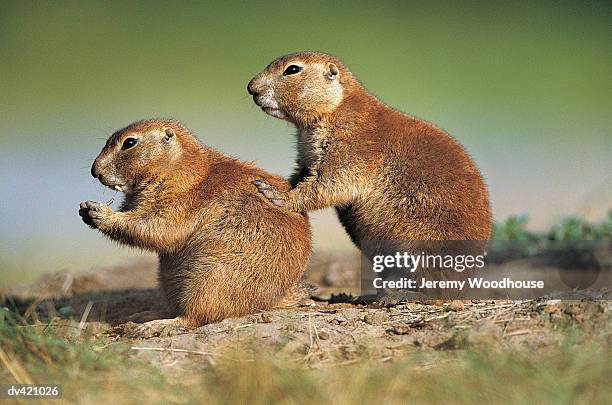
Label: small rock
xmin=407 ymin=316 xmax=425 ymax=327
xmin=363 ymin=312 xmax=389 ymax=325
xmin=58 ymin=306 xmax=73 ymax=316
xmin=544 ymin=301 xmax=562 ymax=314
xmin=387 ymin=324 xmax=411 ymax=335
xmin=332 ymin=316 xmax=348 ymax=325
xmin=299 ymin=298 xmax=316 ymax=307
xmin=448 ymin=300 xmax=465 ymax=311
xmin=318 ymin=330 xmax=330 ymax=340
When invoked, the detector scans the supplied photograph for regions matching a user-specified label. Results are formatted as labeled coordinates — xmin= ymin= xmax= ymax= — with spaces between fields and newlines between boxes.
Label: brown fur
xmin=80 ymin=119 xmax=311 ymax=326
xmin=248 ymin=52 xmax=492 ymax=246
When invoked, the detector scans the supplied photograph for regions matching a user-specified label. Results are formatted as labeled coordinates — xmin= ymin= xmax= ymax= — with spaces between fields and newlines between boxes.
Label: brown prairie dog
xmin=248 ymin=52 xmax=492 ymax=247
xmin=79 ymin=119 xmax=311 ymax=327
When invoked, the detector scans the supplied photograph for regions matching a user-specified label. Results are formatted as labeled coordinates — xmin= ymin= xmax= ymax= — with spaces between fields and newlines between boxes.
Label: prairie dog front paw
xmin=79 ymin=200 xmax=114 ymax=229
xmin=253 ymin=179 xmax=288 ymax=207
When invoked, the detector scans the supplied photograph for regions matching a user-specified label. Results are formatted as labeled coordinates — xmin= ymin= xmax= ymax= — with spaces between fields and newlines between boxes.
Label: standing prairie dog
xmin=248 ymin=52 xmax=491 ymax=246
xmin=79 ymin=119 xmax=311 ymax=328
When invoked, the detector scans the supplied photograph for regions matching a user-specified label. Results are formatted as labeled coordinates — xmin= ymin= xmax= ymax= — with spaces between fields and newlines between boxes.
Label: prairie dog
xmin=79 ymin=119 xmax=311 ymax=327
xmin=247 ymin=52 xmax=491 ymax=246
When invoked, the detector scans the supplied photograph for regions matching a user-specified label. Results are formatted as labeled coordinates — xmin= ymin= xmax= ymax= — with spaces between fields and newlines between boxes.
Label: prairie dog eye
xmin=283 ymin=65 xmax=303 ymax=76
xmin=121 ymin=137 xmax=139 ymax=150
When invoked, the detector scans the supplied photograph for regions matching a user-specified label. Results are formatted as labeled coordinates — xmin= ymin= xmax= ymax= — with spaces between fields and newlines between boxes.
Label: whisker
xmin=106 ymin=190 xmax=119 ymax=206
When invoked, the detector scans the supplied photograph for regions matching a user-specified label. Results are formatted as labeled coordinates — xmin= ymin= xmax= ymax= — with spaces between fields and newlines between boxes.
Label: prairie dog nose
xmin=91 ymin=160 xmax=100 ymax=178
xmin=247 ymin=79 xmax=259 ymax=96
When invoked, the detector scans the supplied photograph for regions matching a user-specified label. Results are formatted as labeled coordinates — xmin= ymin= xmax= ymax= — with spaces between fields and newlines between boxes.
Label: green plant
xmin=492 ymin=214 xmax=539 ymax=241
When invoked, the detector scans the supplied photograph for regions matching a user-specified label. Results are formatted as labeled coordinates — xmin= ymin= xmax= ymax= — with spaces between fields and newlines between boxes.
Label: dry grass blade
xmin=504 ymin=329 xmax=530 ymax=337
xmin=78 ymin=301 xmax=94 ymax=332
xmin=0 ymin=345 xmax=34 ymax=384
xmin=22 ymin=298 xmax=43 ymax=322
xmin=130 ymin=346 xmax=254 ymax=362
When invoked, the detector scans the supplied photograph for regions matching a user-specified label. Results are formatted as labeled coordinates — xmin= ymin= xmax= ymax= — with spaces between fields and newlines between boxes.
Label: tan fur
xmin=248 ymin=52 xmax=492 ymax=245
xmin=80 ymin=119 xmax=311 ymax=325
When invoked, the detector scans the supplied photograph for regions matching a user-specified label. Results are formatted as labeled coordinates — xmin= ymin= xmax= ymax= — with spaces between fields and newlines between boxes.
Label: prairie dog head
xmin=91 ymin=119 xmax=188 ymax=194
xmin=247 ymin=52 xmax=351 ymax=126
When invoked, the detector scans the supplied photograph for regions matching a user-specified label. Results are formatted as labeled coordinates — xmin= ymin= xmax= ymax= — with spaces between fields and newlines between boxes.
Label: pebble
xmin=448 ymin=300 xmax=465 ymax=311
xmin=363 ymin=312 xmax=389 ymax=325
xmin=318 ymin=330 xmax=330 ymax=340
xmin=388 ymin=324 xmax=411 ymax=335
xmin=58 ymin=306 xmax=73 ymax=316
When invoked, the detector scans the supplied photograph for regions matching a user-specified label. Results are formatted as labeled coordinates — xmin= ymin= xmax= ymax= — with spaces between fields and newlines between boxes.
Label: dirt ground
xmin=1 ymin=251 xmax=610 ymax=374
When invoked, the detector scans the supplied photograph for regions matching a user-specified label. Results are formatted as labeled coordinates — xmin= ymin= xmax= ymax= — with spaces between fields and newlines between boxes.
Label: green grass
xmin=493 ymin=211 xmax=612 ymax=241
xmin=1 ymin=307 xmax=609 ymax=404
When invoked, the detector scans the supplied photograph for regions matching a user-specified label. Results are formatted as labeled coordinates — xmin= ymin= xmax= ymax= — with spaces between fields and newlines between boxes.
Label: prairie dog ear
xmin=327 ymin=63 xmax=339 ymax=80
xmin=164 ymin=128 xmax=175 ymax=142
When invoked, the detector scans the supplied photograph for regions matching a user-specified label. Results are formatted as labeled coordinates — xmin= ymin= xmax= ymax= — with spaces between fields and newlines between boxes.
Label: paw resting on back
xmin=253 ymin=179 xmax=288 ymax=207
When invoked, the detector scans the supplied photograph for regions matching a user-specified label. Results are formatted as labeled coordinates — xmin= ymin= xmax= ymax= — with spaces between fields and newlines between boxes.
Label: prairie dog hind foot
xmin=130 ymin=317 xmax=191 ymax=339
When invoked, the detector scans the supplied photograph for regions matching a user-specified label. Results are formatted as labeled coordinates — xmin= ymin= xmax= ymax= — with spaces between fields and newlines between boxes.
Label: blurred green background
xmin=1 ymin=1 xmax=610 ymax=285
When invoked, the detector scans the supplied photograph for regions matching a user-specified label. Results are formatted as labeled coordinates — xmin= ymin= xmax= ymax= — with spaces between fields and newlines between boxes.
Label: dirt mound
xmin=1 ymin=252 xmax=610 ymax=376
